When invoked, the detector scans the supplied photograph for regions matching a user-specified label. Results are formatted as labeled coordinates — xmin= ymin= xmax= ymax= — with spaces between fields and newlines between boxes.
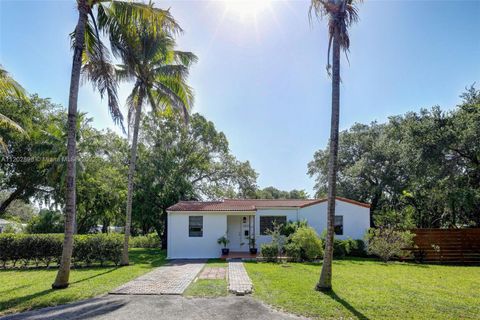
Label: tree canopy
xmin=308 ymin=86 xmax=480 ymax=228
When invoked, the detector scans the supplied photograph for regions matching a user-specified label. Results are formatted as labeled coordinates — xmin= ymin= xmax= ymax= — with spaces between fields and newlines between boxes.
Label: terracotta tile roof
xmin=167 ymin=197 xmax=370 ymax=212
xmin=167 ymin=201 xmax=256 ymax=212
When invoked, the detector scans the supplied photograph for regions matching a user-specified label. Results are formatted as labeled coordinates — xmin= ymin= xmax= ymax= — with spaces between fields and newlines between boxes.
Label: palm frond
xmin=115 ymin=64 xmax=136 ymax=82
xmin=310 ymin=0 xmax=362 ymax=71
xmin=81 ymin=14 xmax=125 ymax=132
xmin=0 ymin=136 xmax=6 ymax=154
xmin=0 ymin=65 xmax=29 ymax=102
xmin=0 ymin=113 xmax=25 ymax=133
xmin=172 ymin=51 xmax=198 ymax=67
xmin=97 ymin=1 xmax=181 ymax=63
xmin=152 ymin=65 xmax=189 ymax=81
xmin=108 ymin=1 xmax=182 ymax=35
xmin=152 ymin=76 xmax=194 ymax=123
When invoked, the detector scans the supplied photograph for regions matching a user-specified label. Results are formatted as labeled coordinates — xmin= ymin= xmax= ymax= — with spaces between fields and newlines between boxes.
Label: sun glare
xmin=223 ymin=0 xmax=274 ymax=22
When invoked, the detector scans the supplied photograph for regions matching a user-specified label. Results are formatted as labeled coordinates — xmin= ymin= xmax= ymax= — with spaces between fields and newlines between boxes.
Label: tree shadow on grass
xmin=0 ymin=268 xmax=119 ymax=314
xmin=1 ymin=297 xmax=127 ymax=320
xmin=324 ymin=290 xmax=369 ymax=320
xmin=0 ymin=286 xmax=31 ymax=297
xmin=0 ymin=288 xmax=56 ymax=315
xmin=70 ymin=267 xmax=119 ymax=285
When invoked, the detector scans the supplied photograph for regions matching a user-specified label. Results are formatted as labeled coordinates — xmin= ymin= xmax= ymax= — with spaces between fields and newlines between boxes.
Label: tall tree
xmin=308 ymin=86 xmax=480 ymax=229
xmin=0 ymin=95 xmax=64 ymax=214
xmin=53 ymin=0 xmax=161 ymax=289
xmin=134 ymin=112 xmax=257 ymax=244
xmin=309 ymin=0 xmax=360 ymax=291
xmin=98 ymin=3 xmax=196 ymax=265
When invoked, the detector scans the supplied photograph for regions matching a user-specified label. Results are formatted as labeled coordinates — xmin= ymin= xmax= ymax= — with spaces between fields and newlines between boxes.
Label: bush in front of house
xmin=129 ymin=233 xmax=161 ymax=248
xmin=287 ymin=226 xmax=323 ymax=261
xmin=319 ymin=229 xmax=367 ymax=259
xmin=347 ymin=239 xmax=367 ymax=257
xmin=332 ymin=238 xmax=367 ymax=259
xmin=280 ymin=219 xmax=308 ymax=237
xmin=0 ymin=233 xmax=123 ymax=268
xmin=261 ymin=243 xmax=279 ymax=262
xmin=284 ymin=242 xmax=302 ymax=261
xmin=365 ymin=228 xmax=414 ymax=262
xmin=333 ymin=239 xmax=348 ymax=259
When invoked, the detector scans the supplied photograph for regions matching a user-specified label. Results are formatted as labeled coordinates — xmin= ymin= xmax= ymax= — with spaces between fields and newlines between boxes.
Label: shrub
xmin=288 ymin=226 xmax=323 ymax=261
xmin=267 ymin=222 xmax=287 ymax=250
xmin=281 ymin=220 xmax=308 ymax=237
xmin=0 ymin=233 xmax=123 ymax=268
xmin=348 ymin=239 xmax=367 ymax=257
xmin=129 ymin=233 xmax=161 ymax=248
xmin=365 ymin=228 xmax=414 ymax=262
xmin=333 ymin=239 xmax=348 ymax=259
xmin=26 ymin=209 xmax=64 ymax=234
xmin=261 ymin=243 xmax=279 ymax=262
xmin=284 ymin=242 xmax=302 ymax=262
xmin=0 ymin=233 xmax=15 ymax=268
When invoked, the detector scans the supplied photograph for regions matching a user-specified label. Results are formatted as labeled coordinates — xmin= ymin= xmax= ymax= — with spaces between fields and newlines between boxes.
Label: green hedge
xmin=129 ymin=234 xmax=161 ymax=248
xmin=0 ymin=233 xmax=123 ymax=268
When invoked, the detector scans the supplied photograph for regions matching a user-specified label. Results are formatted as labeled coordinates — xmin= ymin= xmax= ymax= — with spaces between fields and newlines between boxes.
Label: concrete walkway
xmin=228 ymin=261 xmax=253 ymax=295
xmin=0 ymin=295 xmax=306 ymax=320
xmin=110 ymin=260 xmax=205 ymax=295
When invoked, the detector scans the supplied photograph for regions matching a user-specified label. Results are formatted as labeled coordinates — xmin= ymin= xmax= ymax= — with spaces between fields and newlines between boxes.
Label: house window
xmin=189 ymin=216 xmax=203 ymax=237
xmin=334 ymin=215 xmax=343 ymax=235
xmin=259 ymin=216 xmax=286 ymax=235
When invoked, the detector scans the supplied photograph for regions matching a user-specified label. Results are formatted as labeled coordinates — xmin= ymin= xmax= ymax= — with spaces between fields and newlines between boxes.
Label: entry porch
xmin=226 ymin=213 xmax=256 ymax=253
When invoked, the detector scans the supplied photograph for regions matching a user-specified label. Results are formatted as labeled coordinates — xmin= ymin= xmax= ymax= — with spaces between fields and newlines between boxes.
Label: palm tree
xmin=309 ymin=0 xmax=360 ymax=291
xmin=0 ymin=65 xmax=29 ymax=102
xmin=0 ymin=65 xmax=29 ymax=151
xmin=52 ymin=0 xmax=172 ymax=289
xmin=98 ymin=2 xmax=196 ymax=265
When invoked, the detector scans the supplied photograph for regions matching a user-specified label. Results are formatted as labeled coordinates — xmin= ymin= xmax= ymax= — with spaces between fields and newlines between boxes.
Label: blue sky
xmin=1 ymin=0 xmax=479 ymax=196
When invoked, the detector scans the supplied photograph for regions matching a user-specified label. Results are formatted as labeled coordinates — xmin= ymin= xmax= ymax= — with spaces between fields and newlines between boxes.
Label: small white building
xmin=167 ymin=197 xmax=370 ymax=259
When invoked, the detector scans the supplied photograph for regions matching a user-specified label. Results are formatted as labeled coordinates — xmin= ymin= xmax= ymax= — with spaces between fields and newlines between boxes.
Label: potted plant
xmin=217 ymin=235 xmax=230 ymax=255
xmin=248 ymin=235 xmax=257 ymax=254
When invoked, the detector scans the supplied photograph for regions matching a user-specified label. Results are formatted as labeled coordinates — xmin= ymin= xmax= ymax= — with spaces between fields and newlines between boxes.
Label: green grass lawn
xmin=184 ymin=259 xmax=228 ymax=298
xmin=0 ymin=248 xmax=166 ymax=316
xmin=245 ymin=258 xmax=480 ymax=320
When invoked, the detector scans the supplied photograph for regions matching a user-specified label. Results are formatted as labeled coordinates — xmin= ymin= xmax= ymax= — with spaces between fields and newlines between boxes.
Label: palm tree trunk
xmin=52 ymin=0 xmax=88 ymax=290
xmin=121 ymin=101 xmax=143 ymax=265
xmin=317 ymin=28 xmax=340 ymax=292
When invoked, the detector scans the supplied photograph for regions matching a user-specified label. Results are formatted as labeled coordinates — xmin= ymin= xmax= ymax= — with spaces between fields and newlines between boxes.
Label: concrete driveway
xmin=0 ymin=295 xmax=306 ymax=320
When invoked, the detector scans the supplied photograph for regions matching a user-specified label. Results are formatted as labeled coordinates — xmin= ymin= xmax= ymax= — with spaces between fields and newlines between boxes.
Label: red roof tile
xmin=167 ymin=197 xmax=370 ymax=211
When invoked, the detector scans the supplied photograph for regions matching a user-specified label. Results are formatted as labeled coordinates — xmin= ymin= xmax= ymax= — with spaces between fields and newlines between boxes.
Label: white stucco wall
xmin=167 ymin=212 xmax=228 ymax=259
xmin=298 ymin=200 xmax=370 ymax=240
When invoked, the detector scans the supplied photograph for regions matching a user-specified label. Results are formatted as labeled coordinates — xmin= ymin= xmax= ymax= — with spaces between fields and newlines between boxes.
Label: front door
xmin=227 ymin=216 xmax=249 ymax=251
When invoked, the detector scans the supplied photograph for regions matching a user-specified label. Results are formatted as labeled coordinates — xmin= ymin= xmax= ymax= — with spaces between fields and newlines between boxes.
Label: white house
xmin=166 ymin=197 xmax=370 ymax=259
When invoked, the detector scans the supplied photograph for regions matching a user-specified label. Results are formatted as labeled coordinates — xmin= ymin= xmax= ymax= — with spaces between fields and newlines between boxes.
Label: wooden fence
xmin=410 ymin=228 xmax=480 ymax=265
